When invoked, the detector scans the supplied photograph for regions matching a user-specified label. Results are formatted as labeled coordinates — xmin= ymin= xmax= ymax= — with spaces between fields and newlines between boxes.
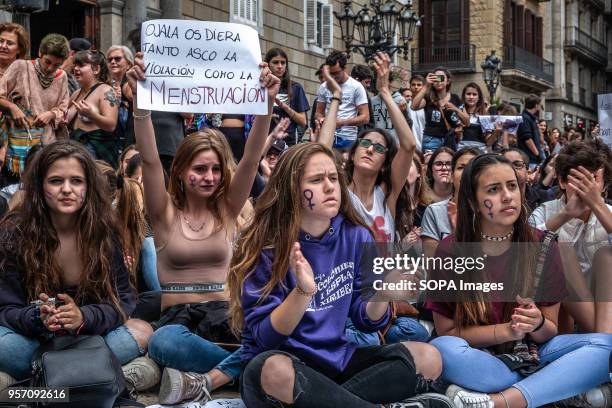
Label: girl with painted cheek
xmin=0 ymin=141 xmax=153 ymax=390
xmin=425 ymin=153 xmax=612 ymax=408
xmin=457 ymin=83 xmax=492 ymax=152
xmin=126 ymin=52 xmax=281 ymax=404
xmin=228 ymin=143 xmax=448 ymax=408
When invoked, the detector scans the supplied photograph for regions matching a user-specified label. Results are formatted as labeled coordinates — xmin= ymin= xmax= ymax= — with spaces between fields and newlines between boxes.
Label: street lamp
xmin=334 ymin=0 xmax=421 ymax=61
xmin=481 ymin=50 xmax=502 ymax=104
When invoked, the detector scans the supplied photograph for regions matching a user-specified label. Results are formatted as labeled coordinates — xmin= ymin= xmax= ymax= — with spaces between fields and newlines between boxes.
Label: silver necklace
xmin=182 ymin=214 xmax=205 ymax=232
xmin=481 ymin=228 xmax=514 ymax=242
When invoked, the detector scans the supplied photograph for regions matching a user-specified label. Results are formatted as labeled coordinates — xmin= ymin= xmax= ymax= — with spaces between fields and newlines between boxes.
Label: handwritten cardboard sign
xmin=137 ymin=19 xmax=267 ymax=114
xmin=597 ymin=94 xmax=612 ymax=148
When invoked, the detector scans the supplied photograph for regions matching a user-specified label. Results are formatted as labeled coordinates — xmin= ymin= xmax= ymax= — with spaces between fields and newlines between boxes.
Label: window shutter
xmin=322 ymin=3 xmax=333 ymax=48
xmin=516 ymin=5 xmax=524 ymax=49
xmin=245 ymin=0 xmax=252 ymax=22
xmin=232 ymin=0 xmax=239 ymax=18
xmin=535 ymin=16 xmax=543 ymax=58
xmin=306 ymin=0 xmax=317 ymax=44
xmin=504 ymin=0 xmax=512 ymax=44
xmin=240 ymin=0 xmax=246 ymax=19
xmin=525 ymin=9 xmax=533 ymax=53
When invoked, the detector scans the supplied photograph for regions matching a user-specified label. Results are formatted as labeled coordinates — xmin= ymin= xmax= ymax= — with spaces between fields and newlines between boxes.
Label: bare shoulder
xmin=97 ymin=84 xmax=119 ymax=107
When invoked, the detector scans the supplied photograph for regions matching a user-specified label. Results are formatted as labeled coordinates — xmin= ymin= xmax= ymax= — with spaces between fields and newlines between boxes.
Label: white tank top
xmin=349 ymin=186 xmax=395 ymax=243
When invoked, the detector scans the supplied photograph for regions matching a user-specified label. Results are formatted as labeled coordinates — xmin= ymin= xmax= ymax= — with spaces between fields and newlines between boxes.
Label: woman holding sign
xmin=126 ymin=51 xmax=280 ymax=405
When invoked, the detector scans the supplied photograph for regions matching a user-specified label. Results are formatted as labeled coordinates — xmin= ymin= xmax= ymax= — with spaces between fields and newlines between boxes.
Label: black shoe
xmin=387 ymin=393 xmax=454 ymax=408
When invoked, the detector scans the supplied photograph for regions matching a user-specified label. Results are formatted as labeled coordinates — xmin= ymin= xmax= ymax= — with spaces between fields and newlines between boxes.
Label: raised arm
xmin=126 ymin=52 xmax=172 ymax=225
xmin=373 ymin=53 xmax=415 ymax=216
xmin=317 ymin=65 xmax=342 ymax=149
xmin=225 ymin=64 xmax=280 ymax=218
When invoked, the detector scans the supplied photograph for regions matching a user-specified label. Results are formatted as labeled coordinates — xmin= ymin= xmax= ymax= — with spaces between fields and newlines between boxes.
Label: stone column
xmin=123 ymin=0 xmax=148 ymax=43
xmin=160 ymin=0 xmax=182 ymax=19
xmin=550 ymin=0 xmax=564 ymax=99
xmin=99 ymin=0 xmax=125 ymax=52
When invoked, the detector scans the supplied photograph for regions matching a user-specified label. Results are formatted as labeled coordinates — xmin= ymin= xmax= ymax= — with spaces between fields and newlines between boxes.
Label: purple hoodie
xmin=241 ymin=214 xmax=391 ymax=376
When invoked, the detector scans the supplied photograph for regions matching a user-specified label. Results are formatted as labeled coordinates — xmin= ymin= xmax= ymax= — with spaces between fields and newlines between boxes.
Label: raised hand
xmin=271 ymin=117 xmax=290 ymax=140
xmin=126 ymin=52 xmax=146 ymax=96
xmin=564 ymin=186 xmax=588 ymax=218
xmin=322 ymin=65 xmax=342 ymax=97
xmin=259 ymin=62 xmax=281 ymax=101
xmin=289 ymin=242 xmax=316 ymax=294
xmin=567 ymin=166 xmax=604 ymax=210
xmin=372 ymin=52 xmax=391 ymax=93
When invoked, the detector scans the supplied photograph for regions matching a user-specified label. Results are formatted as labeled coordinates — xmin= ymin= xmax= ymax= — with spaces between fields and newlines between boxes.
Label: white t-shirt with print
xmin=317 ymin=76 xmax=369 ymax=141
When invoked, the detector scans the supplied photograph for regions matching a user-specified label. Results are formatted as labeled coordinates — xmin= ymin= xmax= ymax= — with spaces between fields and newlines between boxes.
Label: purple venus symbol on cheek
xmin=303 ymin=189 xmax=315 ymax=210
xmin=188 ymin=175 xmax=196 ymax=188
xmin=483 ymin=199 xmax=494 ymax=219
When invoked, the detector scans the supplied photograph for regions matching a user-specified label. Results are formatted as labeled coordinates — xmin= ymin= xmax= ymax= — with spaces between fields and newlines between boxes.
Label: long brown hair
xmin=228 ymin=143 xmax=367 ymax=335
xmin=395 ymin=155 xmax=433 ymax=239
xmin=168 ymin=129 xmax=236 ymax=231
xmin=116 ymin=177 xmax=146 ymax=286
xmin=0 ymin=141 xmax=126 ymax=318
xmin=454 ymin=153 xmax=536 ymax=329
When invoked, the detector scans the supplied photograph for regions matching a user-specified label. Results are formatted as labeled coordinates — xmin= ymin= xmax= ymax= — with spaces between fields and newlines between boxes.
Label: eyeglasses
xmin=358 ymin=138 xmax=388 ymax=154
xmin=433 ymin=161 xmax=452 ymax=169
xmin=108 ymin=56 xmax=123 ymax=63
xmin=511 ymin=160 xmax=526 ymax=169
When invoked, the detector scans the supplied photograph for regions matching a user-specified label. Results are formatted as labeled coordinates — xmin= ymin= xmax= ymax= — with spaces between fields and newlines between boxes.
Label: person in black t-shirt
xmin=265 ymin=48 xmax=310 ymax=146
xmin=456 ymin=82 xmax=491 ymax=152
xmin=411 ymin=67 xmax=468 ymax=152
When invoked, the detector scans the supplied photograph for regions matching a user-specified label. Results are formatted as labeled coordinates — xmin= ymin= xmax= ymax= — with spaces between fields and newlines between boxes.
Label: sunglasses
xmin=358 ymin=138 xmax=388 ymax=154
xmin=108 ymin=56 xmax=123 ymax=63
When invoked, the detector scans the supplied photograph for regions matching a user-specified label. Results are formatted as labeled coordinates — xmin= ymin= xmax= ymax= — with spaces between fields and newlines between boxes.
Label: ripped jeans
xmin=240 ymin=343 xmax=428 ymax=408
xmin=0 ymin=324 xmax=144 ymax=379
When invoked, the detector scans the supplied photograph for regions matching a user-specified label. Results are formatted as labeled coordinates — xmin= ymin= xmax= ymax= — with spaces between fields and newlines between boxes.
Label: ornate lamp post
xmin=335 ymin=0 xmax=421 ymax=61
xmin=481 ymin=50 xmax=502 ymax=104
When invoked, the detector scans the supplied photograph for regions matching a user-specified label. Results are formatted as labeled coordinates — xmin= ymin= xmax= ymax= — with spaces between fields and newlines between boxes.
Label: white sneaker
xmin=158 ymin=367 xmax=212 ymax=405
xmin=445 ymin=384 xmax=494 ymax=408
xmin=122 ymin=356 xmax=161 ymax=392
xmin=0 ymin=371 xmax=15 ymax=391
xmin=584 ymin=383 xmax=612 ymax=408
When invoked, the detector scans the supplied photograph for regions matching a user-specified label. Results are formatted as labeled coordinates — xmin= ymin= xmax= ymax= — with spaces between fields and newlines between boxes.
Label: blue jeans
xmin=345 ymin=319 xmax=380 ymax=347
xmin=0 ymin=324 xmax=144 ymax=379
xmin=141 ymin=236 xmax=160 ymax=291
xmin=385 ymin=317 xmax=430 ymax=343
xmin=422 ymin=134 xmax=445 ymax=152
xmin=148 ymin=324 xmax=241 ymax=380
xmin=431 ymin=334 xmax=612 ymax=408
xmin=333 ymin=134 xmax=356 ymax=151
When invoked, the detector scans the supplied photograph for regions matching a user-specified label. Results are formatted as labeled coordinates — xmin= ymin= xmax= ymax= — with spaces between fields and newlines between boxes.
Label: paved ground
xmin=135 ymin=388 xmax=241 ymax=407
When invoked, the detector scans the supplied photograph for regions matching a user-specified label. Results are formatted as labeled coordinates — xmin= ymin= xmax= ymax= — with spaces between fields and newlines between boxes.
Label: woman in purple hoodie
xmin=227 ymin=142 xmax=450 ymax=408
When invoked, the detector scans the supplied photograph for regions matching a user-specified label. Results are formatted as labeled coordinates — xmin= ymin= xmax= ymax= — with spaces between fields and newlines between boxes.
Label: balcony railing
xmin=502 ymin=45 xmax=554 ymax=83
xmin=411 ymin=44 xmax=476 ymax=74
xmin=566 ymin=82 xmax=573 ymax=102
xmin=580 ymin=87 xmax=586 ymax=106
xmin=565 ymin=26 xmax=608 ymax=66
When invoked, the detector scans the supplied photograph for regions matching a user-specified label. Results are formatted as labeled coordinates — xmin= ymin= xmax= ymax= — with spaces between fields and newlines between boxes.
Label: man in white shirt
xmin=315 ymin=51 xmax=370 ymax=151
xmin=406 ymin=75 xmax=425 ymax=153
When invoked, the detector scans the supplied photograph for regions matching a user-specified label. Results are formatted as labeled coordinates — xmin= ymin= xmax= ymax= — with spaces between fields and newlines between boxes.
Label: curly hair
xmin=555 ymin=138 xmax=612 ymax=193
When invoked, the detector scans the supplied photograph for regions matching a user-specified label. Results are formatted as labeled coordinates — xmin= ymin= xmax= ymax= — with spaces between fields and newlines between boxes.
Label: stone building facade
xmin=543 ymin=0 xmax=610 ymax=132
xmin=413 ymin=0 xmax=554 ymax=113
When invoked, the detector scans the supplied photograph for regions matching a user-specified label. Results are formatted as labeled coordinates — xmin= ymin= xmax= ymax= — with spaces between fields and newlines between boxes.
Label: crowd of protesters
xmin=0 ymin=22 xmax=610 ymax=408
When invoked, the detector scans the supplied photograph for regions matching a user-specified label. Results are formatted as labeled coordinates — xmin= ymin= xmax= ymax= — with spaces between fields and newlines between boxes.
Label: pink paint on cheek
xmin=188 ymin=175 xmax=196 ymax=187
xmin=79 ymin=191 xmax=86 ymax=204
